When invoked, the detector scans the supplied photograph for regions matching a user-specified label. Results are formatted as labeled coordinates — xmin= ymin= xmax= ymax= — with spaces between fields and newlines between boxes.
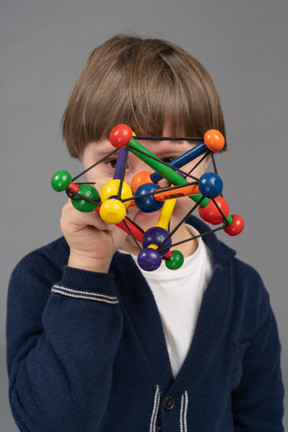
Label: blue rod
xmin=150 ymin=141 xmax=209 ymax=183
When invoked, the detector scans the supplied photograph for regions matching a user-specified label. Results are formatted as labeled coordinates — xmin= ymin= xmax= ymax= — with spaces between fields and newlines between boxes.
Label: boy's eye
xmin=106 ymin=159 xmax=117 ymax=169
xmin=161 ymin=157 xmax=175 ymax=164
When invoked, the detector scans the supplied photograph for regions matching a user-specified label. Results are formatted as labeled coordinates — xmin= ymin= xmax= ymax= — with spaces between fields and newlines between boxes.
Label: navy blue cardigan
xmin=7 ymin=217 xmax=284 ymax=431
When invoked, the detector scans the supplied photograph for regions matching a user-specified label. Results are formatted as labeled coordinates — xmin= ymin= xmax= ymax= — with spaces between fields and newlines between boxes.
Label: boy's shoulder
xmin=190 ymin=216 xmax=268 ymax=299
xmin=19 ymin=236 xmax=68 ymax=266
xmin=11 ymin=237 xmax=69 ymax=286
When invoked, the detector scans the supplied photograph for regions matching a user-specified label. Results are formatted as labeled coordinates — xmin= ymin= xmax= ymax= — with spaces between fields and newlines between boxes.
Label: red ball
xmin=224 ymin=214 xmax=244 ymax=236
xmin=198 ymin=196 xmax=229 ymax=225
xmin=109 ymin=124 xmax=133 ymax=148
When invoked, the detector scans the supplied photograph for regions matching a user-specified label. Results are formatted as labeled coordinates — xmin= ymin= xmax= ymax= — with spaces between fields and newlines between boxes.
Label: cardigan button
xmin=164 ymin=395 xmax=175 ymax=410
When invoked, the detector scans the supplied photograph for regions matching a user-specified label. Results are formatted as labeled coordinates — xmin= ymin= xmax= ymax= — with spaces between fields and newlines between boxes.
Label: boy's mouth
xmin=126 ymin=208 xmax=161 ymax=224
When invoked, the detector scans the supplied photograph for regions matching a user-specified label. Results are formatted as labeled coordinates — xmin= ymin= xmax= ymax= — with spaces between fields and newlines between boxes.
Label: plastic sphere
xmin=100 ymin=180 xmax=132 ymax=207
xmin=142 ymin=227 xmax=172 ymax=256
xmin=135 ymin=183 xmax=164 ymax=213
xmin=137 ymin=248 xmax=162 ymax=271
xmin=109 ymin=124 xmax=133 ymax=148
xmin=71 ymin=184 xmax=99 ymax=213
xmin=51 ymin=170 xmax=72 ymax=192
xmin=165 ymin=250 xmax=184 ymax=270
xmin=224 ymin=214 xmax=244 ymax=236
xmin=198 ymin=172 xmax=223 ymax=198
xmin=198 ymin=196 xmax=229 ymax=225
xmin=99 ymin=199 xmax=126 ymax=224
xmin=131 ymin=171 xmax=154 ymax=193
xmin=204 ymin=130 xmax=225 ymax=152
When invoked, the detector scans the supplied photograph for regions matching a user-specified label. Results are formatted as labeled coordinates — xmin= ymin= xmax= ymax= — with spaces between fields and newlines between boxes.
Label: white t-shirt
xmin=121 ymin=226 xmax=213 ymax=378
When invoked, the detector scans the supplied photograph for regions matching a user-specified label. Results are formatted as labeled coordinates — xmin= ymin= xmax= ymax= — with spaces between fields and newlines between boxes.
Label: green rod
xmin=129 ymin=137 xmax=209 ymax=207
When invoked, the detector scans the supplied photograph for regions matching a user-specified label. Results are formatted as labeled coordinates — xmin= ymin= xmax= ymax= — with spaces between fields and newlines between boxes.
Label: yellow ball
xmin=99 ymin=199 xmax=127 ymax=224
xmin=100 ymin=180 xmax=132 ymax=208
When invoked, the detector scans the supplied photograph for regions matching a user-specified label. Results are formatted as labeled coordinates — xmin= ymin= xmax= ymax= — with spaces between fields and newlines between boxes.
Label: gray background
xmin=1 ymin=0 xmax=287 ymax=430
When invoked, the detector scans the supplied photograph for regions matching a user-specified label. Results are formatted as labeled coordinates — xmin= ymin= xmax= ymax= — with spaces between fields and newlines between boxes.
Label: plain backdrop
xmin=1 ymin=0 xmax=287 ymax=430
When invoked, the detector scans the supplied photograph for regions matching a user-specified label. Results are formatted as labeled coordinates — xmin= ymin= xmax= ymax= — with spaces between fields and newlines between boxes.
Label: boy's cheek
xmin=89 ymin=177 xmax=114 ymax=195
xmin=184 ymin=155 xmax=210 ymax=179
xmin=158 ymin=178 xmax=170 ymax=189
xmin=175 ymin=195 xmax=192 ymax=210
xmin=171 ymin=197 xmax=197 ymax=223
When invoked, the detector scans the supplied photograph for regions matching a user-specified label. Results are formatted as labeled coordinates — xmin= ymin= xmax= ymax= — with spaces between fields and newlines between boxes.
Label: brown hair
xmin=62 ymin=35 xmax=226 ymax=159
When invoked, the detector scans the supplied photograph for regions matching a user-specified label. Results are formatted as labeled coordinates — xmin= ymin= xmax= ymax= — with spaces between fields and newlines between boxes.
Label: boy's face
xmin=82 ymin=134 xmax=210 ymax=255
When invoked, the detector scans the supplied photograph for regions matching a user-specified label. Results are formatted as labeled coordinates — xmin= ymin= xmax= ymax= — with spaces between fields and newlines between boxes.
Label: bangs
xmin=62 ymin=36 xmax=226 ymax=158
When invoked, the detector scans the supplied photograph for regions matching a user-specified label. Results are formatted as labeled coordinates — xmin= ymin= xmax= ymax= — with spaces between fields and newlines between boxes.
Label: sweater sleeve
xmin=6 ymin=250 xmax=123 ymax=432
xmin=231 ymin=278 xmax=284 ymax=431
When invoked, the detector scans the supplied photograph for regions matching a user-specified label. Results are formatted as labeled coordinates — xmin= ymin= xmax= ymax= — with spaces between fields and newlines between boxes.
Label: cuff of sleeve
xmin=52 ymin=266 xmax=118 ymax=304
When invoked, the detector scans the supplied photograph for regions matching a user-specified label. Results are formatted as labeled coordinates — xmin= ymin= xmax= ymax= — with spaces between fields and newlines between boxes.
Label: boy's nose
xmin=124 ymin=158 xmax=153 ymax=186
xmin=124 ymin=165 xmax=170 ymax=195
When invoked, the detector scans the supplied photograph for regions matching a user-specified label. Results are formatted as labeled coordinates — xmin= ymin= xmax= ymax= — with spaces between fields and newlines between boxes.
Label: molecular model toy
xmin=51 ymin=124 xmax=244 ymax=271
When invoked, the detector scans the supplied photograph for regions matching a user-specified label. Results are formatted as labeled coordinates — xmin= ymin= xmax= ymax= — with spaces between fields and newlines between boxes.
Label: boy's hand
xmin=61 ymin=200 xmax=127 ymax=273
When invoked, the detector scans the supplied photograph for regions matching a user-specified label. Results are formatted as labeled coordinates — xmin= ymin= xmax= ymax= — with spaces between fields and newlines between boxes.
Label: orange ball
xmin=131 ymin=171 xmax=154 ymax=193
xmin=204 ymin=129 xmax=225 ymax=152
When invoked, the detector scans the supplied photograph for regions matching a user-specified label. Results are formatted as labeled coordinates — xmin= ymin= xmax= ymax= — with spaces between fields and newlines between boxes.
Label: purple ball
xmin=142 ymin=227 xmax=172 ymax=255
xmin=137 ymin=248 xmax=162 ymax=271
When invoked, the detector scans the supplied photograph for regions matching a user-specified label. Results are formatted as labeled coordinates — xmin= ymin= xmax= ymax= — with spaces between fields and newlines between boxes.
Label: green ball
xmin=72 ymin=184 xmax=100 ymax=213
xmin=165 ymin=250 xmax=184 ymax=270
xmin=51 ymin=170 xmax=72 ymax=192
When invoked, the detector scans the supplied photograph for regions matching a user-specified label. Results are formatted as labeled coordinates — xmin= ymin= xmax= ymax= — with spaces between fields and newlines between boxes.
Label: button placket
xmin=163 ymin=395 xmax=175 ymax=411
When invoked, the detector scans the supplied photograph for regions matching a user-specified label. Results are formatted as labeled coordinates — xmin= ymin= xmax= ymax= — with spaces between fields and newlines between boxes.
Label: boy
xmin=7 ymin=35 xmax=284 ymax=431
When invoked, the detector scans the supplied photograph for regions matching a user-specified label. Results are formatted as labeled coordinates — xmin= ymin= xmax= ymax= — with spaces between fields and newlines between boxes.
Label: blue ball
xmin=142 ymin=227 xmax=171 ymax=255
xmin=137 ymin=248 xmax=162 ymax=271
xmin=198 ymin=172 xmax=223 ymax=198
xmin=134 ymin=183 xmax=164 ymax=213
